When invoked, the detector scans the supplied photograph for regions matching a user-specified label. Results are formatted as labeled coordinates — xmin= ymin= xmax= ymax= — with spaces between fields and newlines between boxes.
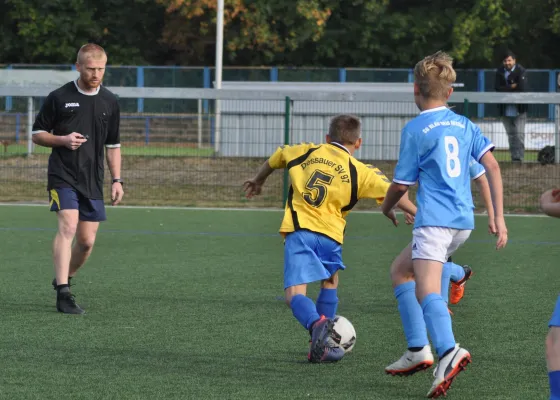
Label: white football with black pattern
xmin=331 ymin=315 xmax=356 ymax=353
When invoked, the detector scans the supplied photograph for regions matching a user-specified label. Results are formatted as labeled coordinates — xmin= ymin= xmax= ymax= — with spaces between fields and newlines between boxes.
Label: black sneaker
xmin=56 ymin=292 xmax=85 ymax=315
xmin=52 ymin=277 xmax=72 ymax=290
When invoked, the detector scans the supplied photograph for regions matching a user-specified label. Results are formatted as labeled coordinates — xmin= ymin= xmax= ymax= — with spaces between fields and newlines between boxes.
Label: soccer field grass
xmin=0 ymin=143 xmax=540 ymax=162
xmin=0 ymin=206 xmax=555 ymax=399
xmin=2 ymin=144 xmax=215 ymax=157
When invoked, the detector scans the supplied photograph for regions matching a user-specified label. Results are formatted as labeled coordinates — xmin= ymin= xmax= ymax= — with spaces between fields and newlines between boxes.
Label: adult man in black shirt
xmin=494 ymin=50 xmax=528 ymax=163
xmin=32 ymin=43 xmax=124 ymax=314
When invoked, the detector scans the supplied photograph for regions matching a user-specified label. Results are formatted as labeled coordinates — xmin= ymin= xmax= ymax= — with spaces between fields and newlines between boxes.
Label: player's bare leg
xmin=284 ymin=284 xmax=307 ymax=308
xmin=547 ymin=328 xmax=560 ymax=399
xmin=390 ymin=243 xmax=415 ymax=288
xmin=415 ymin=259 xmax=470 ymax=398
xmin=413 ymin=259 xmax=444 ymax=301
xmin=547 ymin=328 xmax=560 ymax=371
xmin=386 ymin=244 xmax=434 ymax=376
xmin=53 ymin=210 xmax=84 ymax=314
xmin=541 ymin=189 xmax=560 ymax=218
xmin=53 ymin=210 xmax=78 ymax=287
xmin=69 ymin=221 xmax=100 ymax=278
xmin=320 ymin=272 xmax=338 ymax=290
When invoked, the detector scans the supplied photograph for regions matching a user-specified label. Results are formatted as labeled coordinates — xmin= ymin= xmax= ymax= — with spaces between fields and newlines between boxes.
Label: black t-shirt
xmin=32 ymin=81 xmax=120 ymax=200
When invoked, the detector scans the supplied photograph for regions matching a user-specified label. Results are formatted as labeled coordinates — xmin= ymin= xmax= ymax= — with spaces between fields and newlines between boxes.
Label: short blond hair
xmin=77 ymin=43 xmax=107 ymax=64
xmin=414 ymin=51 xmax=456 ymax=100
xmin=328 ymin=115 xmax=361 ymax=145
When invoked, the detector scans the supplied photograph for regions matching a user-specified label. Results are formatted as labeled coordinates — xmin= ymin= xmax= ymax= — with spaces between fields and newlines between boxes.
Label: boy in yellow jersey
xmin=243 ymin=114 xmax=416 ymax=363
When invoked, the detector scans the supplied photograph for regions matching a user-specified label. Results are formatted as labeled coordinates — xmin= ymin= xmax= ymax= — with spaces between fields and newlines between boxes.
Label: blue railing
xmin=2 ymin=64 xmax=560 ymax=119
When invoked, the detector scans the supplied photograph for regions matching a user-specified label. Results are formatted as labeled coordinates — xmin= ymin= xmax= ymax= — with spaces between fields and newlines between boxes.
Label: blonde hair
xmin=328 ymin=115 xmax=361 ymax=145
xmin=77 ymin=43 xmax=107 ymax=64
xmin=414 ymin=51 xmax=456 ymax=100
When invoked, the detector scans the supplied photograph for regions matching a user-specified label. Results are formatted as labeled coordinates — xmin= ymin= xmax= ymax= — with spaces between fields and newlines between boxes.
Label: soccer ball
xmin=331 ymin=315 xmax=356 ymax=353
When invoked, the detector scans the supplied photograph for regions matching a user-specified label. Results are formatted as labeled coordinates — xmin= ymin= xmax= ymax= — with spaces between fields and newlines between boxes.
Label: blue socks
xmin=421 ymin=293 xmax=456 ymax=358
xmin=316 ymin=288 xmax=338 ymax=318
xmin=441 ymin=263 xmax=452 ymax=304
xmin=550 ymin=371 xmax=560 ymax=400
xmin=394 ymin=281 xmax=428 ymax=349
xmin=290 ymin=289 xmax=338 ymax=331
xmin=448 ymin=262 xmax=465 ymax=282
xmin=290 ymin=294 xmax=321 ymax=330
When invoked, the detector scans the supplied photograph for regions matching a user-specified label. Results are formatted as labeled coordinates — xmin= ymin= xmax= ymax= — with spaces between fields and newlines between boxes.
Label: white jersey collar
xmin=420 ymin=106 xmax=448 ymax=115
xmin=74 ymin=79 xmax=100 ymax=96
xmin=330 ymin=142 xmax=351 ymax=155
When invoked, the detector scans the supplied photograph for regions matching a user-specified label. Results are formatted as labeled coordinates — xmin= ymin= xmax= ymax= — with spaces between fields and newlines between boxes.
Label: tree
xmin=157 ymin=0 xmax=331 ymax=65
xmin=449 ymin=0 xmax=511 ymax=66
xmin=0 ymin=0 xmax=559 ymax=68
xmin=0 ymin=0 xmax=167 ymax=65
xmin=304 ymin=0 xmax=512 ymax=68
xmin=0 ymin=0 xmax=98 ymax=64
xmin=498 ymin=0 xmax=560 ymax=69
xmin=92 ymin=0 xmax=167 ymax=65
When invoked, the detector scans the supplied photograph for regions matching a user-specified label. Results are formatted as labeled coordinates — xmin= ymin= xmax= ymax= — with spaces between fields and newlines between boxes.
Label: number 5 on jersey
xmin=445 ymin=136 xmax=461 ymax=178
xmin=304 ymin=170 xmax=334 ymax=207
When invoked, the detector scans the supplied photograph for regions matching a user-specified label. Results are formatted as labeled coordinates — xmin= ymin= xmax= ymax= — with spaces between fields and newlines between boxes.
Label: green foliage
xmin=0 ymin=0 xmax=559 ymax=68
xmin=0 ymin=0 xmax=97 ymax=64
xmin=156 ymin=0 xmax=331 ymax=65
xmin=0 ymin=0 xmax=166 ymax=65
xmin=450 ymin=0 xmax=511 ymax=65
xmin=92 ymin=0 xmax=167 ymax=65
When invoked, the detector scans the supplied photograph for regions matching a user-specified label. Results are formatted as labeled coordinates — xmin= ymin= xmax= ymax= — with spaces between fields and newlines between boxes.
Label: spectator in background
xmin=494 ymin=50 xmax=528 ymax=163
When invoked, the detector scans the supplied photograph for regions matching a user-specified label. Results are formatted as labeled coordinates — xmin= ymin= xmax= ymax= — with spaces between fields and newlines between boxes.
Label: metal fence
xmin=1 ymin=87 xmax=559 ymax=212
xmin=2 ymin=64 xmax=560 ymax=118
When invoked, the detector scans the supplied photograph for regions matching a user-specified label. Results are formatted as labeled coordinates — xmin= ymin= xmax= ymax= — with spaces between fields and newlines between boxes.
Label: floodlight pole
xmin=214 ymin=0 xmax=224 ymax=155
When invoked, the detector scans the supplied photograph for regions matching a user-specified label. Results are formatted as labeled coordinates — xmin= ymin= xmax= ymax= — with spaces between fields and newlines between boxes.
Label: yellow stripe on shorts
xmin=50 ymin=189 xmax=60 ymax=209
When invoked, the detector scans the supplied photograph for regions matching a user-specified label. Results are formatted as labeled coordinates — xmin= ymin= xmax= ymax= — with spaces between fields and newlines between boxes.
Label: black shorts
xmin=49 ymin=187 xmax=106 ymax=222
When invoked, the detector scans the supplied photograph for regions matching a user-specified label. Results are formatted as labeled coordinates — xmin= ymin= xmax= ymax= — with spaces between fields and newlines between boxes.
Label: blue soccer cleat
xmin=308 ymin=316 xmax=345 ymax=363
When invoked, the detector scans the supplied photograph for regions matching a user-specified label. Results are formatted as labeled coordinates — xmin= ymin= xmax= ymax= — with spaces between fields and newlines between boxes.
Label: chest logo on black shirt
xmin=65 ymin=102 xmax=80 ymax=108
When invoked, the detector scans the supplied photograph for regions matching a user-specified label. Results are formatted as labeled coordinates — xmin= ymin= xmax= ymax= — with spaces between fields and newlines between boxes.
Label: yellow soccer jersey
xmin=268 ymin=142 xmax=392 ymax=244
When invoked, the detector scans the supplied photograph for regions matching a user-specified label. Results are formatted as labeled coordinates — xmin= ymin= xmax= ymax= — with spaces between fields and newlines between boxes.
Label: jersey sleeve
xmin=268 ymin=146 xmax=288 ymax=169
xmin=32 ymin=93 xmax=57 ymax=134
xmin=393 ymin=128 xmax=419 ymax=185
xmin=268 ymin=143 xmax=317 ymax=169
xmin=469 ymin=158 xmax=485 ymax=180
xmin=471 ymin=123 xmax=495 ymax=162
xmin=357 ymin=163 xmax=391 ymax=204
xmin=105 ymin=99 xmax=121 ymax=148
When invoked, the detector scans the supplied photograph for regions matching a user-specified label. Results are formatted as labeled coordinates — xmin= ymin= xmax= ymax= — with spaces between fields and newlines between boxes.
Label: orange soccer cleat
xmin=450 ymin=265 xmax=473 ymax=305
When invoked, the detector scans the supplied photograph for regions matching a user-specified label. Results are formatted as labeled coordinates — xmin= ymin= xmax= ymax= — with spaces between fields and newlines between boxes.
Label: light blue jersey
xmin=394 ymin=106 xmax=494 ymax=230
xmin=469 ymin=158 xmax=485 ymax=180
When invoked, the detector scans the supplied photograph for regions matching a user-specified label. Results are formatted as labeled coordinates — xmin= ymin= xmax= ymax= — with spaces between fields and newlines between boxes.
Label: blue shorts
xmin=550 ymin=295 xmax=560 ymax=327
xmin=49 ymin=187 xmax=106 ymax=222
xmin=283 ymin=229 xmax=346 ymax=289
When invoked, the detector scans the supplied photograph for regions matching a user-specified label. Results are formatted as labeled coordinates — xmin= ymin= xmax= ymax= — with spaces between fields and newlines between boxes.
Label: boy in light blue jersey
xmin=381 ymin=51 xmax=508 ymax=398
xmin=387 ymin=157 xmax=496 ymax=381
